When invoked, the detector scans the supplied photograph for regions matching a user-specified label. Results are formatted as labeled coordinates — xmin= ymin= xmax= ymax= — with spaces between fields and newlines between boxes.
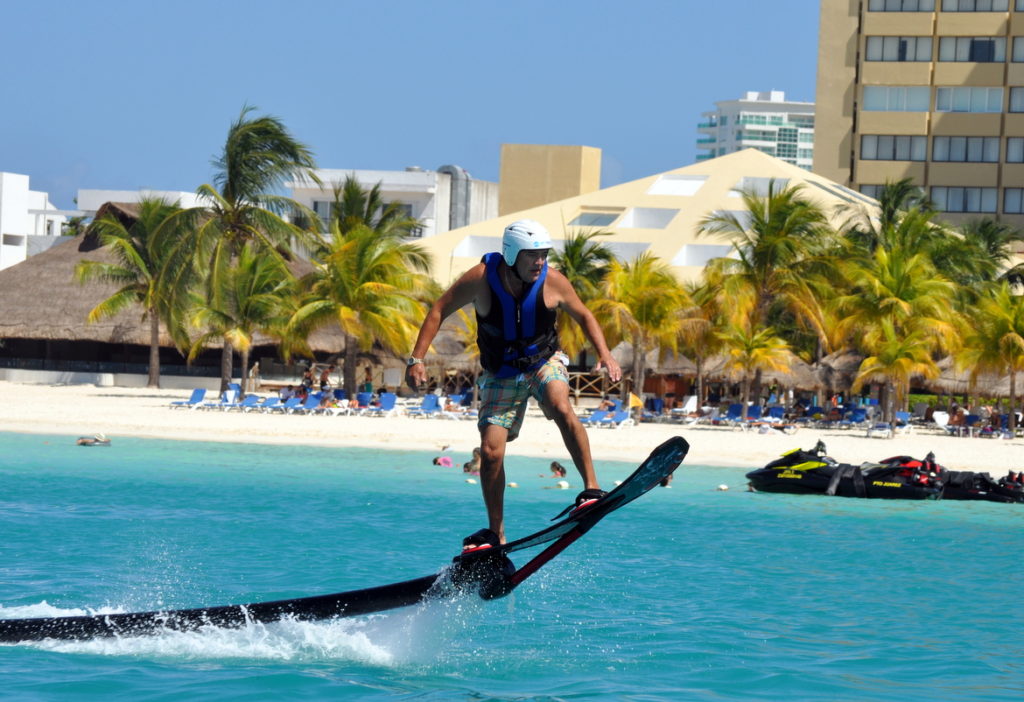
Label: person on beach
xmin=406 ymin=219 xmax=622 ymax=553
xmin=433 ymin=456 xmax=454 ymax=468
xmin=319 ymin=364 xmax=335 ymax=392
xmin=547 ymin=461 xmax=568 ymax=478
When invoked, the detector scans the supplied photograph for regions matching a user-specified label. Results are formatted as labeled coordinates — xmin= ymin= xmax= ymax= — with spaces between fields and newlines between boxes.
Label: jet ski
xmin=747 ymin=441 xmax=943 ymax=500
xmin=878 ymin=453 xmax=1024 ymax=504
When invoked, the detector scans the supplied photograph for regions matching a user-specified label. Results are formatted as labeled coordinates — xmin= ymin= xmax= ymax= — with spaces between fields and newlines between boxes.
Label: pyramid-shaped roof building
xmin=417 ymin=149 xmax=879 ymax=285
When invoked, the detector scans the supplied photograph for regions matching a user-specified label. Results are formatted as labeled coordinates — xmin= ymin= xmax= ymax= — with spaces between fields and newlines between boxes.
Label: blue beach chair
xmin=169 ymin=388 xmax=206 ymax=410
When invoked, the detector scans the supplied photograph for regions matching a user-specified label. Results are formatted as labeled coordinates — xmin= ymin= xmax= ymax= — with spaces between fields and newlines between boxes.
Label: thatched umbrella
xmin=920 ymin=357 xmax=1019 ymax=397
xmin=815 ymin=350 xmax=865 ymax=394
xmin=0 ymin=225 xmax=349 ymax=375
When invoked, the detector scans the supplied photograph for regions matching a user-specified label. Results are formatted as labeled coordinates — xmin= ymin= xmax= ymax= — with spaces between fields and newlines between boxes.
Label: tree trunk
xmin=239 ymin=347 xmax=250 ymax=399
xmin=751 ymin=368 xmax=763 ymax=409
xmin=741 ymin=374 xmax=751 ymax=419
xmin=631 ymin=342 xmax=645 ymax=411
xmin=220 ymin=342 xmax=233 ymax=394
xmin=147 ymin=308 xmax=160 ymax=389
xmin=1011 ymin=372 xmax=1018 ymax=433
xmin=343 ymin=334 xmax=358 ymax=397
xmin=695 ymin=356 xmax=705 ymax=407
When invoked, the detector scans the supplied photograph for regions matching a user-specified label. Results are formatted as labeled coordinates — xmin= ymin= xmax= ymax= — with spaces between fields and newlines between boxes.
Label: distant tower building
xmin=696 ymin=91 xmax=816 ymax=170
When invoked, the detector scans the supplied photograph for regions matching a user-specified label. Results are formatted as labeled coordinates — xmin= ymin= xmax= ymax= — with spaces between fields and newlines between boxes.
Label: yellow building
xmin=498 ymin=144 xmax=602 ymax=215
xmin=814 ymin=0 xmax=1024 ymax=228
xmin=417 ymin=148 xmax=879 ymax=286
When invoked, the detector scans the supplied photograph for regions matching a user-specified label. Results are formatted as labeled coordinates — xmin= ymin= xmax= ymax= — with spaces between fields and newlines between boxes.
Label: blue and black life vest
xmin=477 ymin=252 xmax=559 ymax=378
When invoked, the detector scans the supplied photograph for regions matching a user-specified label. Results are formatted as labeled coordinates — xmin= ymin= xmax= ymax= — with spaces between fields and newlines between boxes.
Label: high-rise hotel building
xmin=814 ymin=0 xmax=1024 ymax=227
xmin=697 ymin=91 xmax=815 ymax=170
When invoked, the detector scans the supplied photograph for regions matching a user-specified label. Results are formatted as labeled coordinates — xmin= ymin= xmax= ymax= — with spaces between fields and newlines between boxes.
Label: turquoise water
xmin=1 ymin=431 xmax=1022 ymax=701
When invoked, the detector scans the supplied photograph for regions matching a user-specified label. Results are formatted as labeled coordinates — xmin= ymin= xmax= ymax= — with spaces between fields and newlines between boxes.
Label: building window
xmin=941 ymin=0 xmax=1008 ymax=10
xmin=932 ymin=136 xmax=1000 ymax=161
xmin=1005 ymin=188 xmax=1024 ymax=213
xmin=863 ymin=86 xmax=931 ymax=111
xmin=312 ymin=200 xmax=333 ymax=228
xmin=1011 ymin=87 xmax=1024 ymax=112
xmin=646 ymin=175 xmax=707 ymax=197
xmin=618 ymin=208 xmax=679 ymax=229
xmin=1007 ymin=137 xmax=1024 ymax=162
xmin=935 ymin=86 xmax=1003 ymax=112
xmin=861 ymin=135 xmax=927 ymax=160
xmin=867 ymin=36 xmax=932 ymax=61
xmin=1014 ymin=37 xmax=1024 ymax=62
xmin=868 ymin=0 xmax=935 ymax=9
xmin=938 ymin=37 xmax=1005 ymax=62
xmin=931 ymin=186 xmax=997 ymax=213
xmin=569 ymin=212 xmax=619 ymax=227
xmin=860 ymin=184 xmax=885 ymax=199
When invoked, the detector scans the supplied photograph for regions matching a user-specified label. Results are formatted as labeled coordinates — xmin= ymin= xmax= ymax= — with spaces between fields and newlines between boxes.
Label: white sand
xmin=1 ymin=380 xmax=1020 ymax=476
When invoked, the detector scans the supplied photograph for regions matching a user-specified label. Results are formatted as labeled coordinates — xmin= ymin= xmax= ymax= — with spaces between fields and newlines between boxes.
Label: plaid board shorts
xmin=477 ymin=352 xmax=570 ymax=442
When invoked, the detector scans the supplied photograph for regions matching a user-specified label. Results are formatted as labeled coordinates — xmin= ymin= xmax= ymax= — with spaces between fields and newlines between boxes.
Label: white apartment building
xmin=76 ymin=189 xmax=207 ymax=217
xmin=288 ymin=165 xmax=498 ymax=239
xmin=0 ymin=172 xmax=69 ymax=271
xmin=697 ymin=91 xmax=815 ymax=170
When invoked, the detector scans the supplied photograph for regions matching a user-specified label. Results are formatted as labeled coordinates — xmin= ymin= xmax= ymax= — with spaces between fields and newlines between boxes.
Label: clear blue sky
xmin=1 ymin=1 xmax=820 ymax=210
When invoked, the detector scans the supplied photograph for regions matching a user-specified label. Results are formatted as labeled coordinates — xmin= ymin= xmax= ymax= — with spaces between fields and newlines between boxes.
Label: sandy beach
xmin=1 ymin=380 xmax=1021 ymax=476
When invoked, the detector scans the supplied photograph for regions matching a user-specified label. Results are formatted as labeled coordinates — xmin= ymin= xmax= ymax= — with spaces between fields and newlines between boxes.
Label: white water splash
xmin=3 ymin=592 xmax=487 ymax=667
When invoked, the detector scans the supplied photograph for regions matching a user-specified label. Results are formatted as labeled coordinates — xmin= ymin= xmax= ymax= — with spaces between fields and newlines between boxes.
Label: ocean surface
xmin=1 ymin=430 xmax=1022 ymax=701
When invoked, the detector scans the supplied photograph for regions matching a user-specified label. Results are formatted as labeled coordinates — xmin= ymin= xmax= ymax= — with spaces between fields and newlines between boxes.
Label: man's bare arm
xmin=406 ymin=264 xmax=484 ymax=387
xmin=546 ymin=270 xmax=622 ymax=382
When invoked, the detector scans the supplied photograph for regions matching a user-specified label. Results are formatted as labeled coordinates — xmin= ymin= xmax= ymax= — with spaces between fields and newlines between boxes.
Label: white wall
xmin=0 ymin=172 xmax=67 ymax=271
xmin=76 ymin=189 xmax=206 ymax=215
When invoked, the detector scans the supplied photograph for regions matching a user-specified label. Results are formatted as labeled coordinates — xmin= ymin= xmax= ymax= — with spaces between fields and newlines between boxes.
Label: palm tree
xmin=852 ymin=320 xmax=939 ymax=423
xmin=188 ymin=243 xmax=296 ymax=396
xmin=716 ymin=319 xmax=795 ymax=419
xmin=932 ymin=218 xmax=1024 ymax=293
xmin=74 ymin=197 xmax=182 ymax=388
xmin=289 ymin=223 xmax=436 ymax=396
xmin=165 ymin=105 xmax=320 ymax=390
xmin=590 ymin=253 xmax=687 ymax=394
xmin=833 ymin=245 xmax=961 ymax=354
xmin=548 ymin=228 xmax=615 ymax=359
xmin=958 ymin=281 xmax=1024 ymax=432
xmin=677 ymin=280 xmax=725 ymax=406
xmin=699 ymin=180 xmax=835 ymax=399
xmin=832 ymin=244 xmax=961 ymax=415
xmin=699 ymin=180 xmax=832 ymax=336
xmin=322 ymin=175 xmax=421 ymax=239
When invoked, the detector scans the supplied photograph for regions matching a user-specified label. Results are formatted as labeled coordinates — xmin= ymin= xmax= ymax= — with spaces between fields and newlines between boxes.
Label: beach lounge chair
xmin=866 ymin=421 xmax=893 ymax=439
xmin=250 ymin=397 xmax=280 ymax=413
xmin=199 ymin=389 xmax=238 ymax=411
xmin=598 ymin=410 xmax=634 ymax=429
xmin=225 ymin=394 xmax=261 ymax=412
xmin=272 ymin=397 xmax=303 ymax=414
xmin=893 ymin=411 xmax=913 ymax=435
xmin=291 ymin=395 xmax=322 ymax=414
xmin=169 ymin=388 xmax=206 ymax=410
xmin=717 ymin=403 xmax=744 ymax=426
xmin=406 ymin=394 xmax=441 ymax=418
xmin=838 ymin=407 xmax=869 ymax=430
xmin=366 ymin=392 xmax=398 ymax=417
xmin=579 ymin=409 xmax=609 ymax=427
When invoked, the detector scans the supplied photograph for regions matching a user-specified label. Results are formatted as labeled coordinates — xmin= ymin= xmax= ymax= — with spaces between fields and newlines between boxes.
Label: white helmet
xmin=502 ymin=219 xmax=553 ymax=267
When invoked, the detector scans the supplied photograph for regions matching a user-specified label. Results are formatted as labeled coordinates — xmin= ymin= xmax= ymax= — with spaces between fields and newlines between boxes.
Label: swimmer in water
xmin=76 ymin=433 xmax=111 ymax=446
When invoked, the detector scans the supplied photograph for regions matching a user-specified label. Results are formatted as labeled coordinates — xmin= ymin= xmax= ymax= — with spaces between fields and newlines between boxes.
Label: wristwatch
xmin=407 ymin=356 xmax=424 ymax=366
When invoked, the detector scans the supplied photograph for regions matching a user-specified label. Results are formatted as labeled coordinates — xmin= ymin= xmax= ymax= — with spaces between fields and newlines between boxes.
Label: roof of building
xmin=414 ymin=148 xmax=879 ymax=286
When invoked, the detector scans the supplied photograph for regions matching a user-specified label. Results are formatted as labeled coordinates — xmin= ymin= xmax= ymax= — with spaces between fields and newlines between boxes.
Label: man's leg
xmin=542 ymin=379 xmax=600 ymax=490
xmin=478 ymin=423 xmax=510 ymax=543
